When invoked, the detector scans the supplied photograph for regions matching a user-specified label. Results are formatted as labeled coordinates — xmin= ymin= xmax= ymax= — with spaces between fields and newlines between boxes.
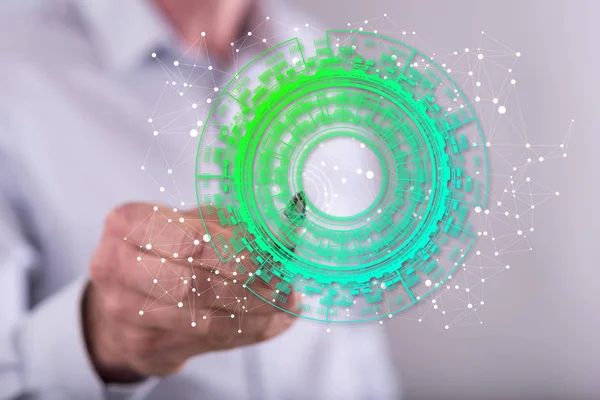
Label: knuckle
xmin=102 ymin=293 xmax=131 ymax=322
xmin=104 ymin=202 xmax=150 ymax=238
xmin=90 ymin=253 xmax=113 ymax=287
xmin=89 ymin=239 xmax=120 ymax=287
xmin=104 ymin=205 xmax=128 ymax=235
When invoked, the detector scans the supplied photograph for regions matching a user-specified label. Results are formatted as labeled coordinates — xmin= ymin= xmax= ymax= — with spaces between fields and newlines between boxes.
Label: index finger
xmin=109 ymin=203 xmax=225 ymax=259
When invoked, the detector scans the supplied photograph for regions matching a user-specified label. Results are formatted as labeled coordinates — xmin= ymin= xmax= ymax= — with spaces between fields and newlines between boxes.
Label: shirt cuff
xmin=17 ymin=278 xmax=159 ymax=399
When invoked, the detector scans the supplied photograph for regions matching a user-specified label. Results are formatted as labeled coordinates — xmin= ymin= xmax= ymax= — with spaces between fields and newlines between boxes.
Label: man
xmin=0 ymin=0 xmax=398 ymax=399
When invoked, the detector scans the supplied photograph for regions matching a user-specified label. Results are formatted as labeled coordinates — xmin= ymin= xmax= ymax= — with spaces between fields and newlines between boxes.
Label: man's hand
xmin=84 ymin=203 xmax=297 ymax=383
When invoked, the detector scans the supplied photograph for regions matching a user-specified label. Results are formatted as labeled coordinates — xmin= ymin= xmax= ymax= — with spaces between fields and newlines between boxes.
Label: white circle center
xmin=301 ymin=136 xmax=382 ymax=217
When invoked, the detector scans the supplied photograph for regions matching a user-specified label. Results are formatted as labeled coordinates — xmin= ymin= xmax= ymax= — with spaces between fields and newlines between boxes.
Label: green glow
xmin=195 ymin=31 xmax=488 ymax=322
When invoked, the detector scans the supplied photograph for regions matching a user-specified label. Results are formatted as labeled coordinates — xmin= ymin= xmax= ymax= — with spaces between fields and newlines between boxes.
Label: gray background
xmin=288 ymin=1 xmax=599 ymax=399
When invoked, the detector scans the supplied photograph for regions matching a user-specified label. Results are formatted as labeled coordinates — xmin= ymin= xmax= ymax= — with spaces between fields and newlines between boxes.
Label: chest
xmin=13 ymin=61 xmax=212 ymax=297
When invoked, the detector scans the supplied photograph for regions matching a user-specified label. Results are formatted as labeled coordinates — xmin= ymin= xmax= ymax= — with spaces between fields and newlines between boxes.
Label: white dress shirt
xmin=0 ymin=0 xmax=398 ymax=399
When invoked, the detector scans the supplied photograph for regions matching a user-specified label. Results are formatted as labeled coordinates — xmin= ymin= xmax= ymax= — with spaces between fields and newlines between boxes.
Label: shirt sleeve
xmin=0 ymin=147 xmax=158 ymax=400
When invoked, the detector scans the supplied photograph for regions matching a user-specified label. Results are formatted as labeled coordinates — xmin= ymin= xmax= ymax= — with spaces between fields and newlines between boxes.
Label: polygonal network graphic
xmin=137 ymin=14 xmax=573 ymax=330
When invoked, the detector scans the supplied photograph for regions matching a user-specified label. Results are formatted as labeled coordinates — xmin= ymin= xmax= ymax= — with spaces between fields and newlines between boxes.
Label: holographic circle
xmin=196 ymin=31 xmax=488 ymax=322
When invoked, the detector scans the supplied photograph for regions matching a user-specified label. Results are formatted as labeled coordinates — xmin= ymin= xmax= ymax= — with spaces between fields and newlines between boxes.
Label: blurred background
xmin=284 ymin=0 xmax=599 ymax=399
xmin=2 ymin=0 xmax=597 ymax=399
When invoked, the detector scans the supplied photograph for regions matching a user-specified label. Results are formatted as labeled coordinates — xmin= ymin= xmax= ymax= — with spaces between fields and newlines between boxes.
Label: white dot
xmin=203 ymin=234 xmax=211 ymax=242
xmin=139 ymin=310 xmax=144 ymax=315
xmin=356 ymin=169 xmax=363 ymax=174
xmin=201 ymin=32 xmax=206 ymax=37
xmin=191 ymin=322 xmax=197 ymax=327
xmin=498 ymin=106 xmax=507 ymax=114
xmin=190 ymin=129 xmax=199 ymax=137
xmin=178 ymin=302 xmax=183 ymax=308
xmin=425 ymin=280 xmax=432 ymax=287
xmin=478 ymin=53 xmax=484 ymax=60
xmin=247 ymin=31 xmax=252 ymax=36
xmin=173 ymin=61 xmax=179 ymax=66
xmin=475 ymin=206 xmax=482 ymax=213
xmin=145 ymin=243 xmax=152 ymax=250
xmin=366 ymin=171 xmax=375 ymax=179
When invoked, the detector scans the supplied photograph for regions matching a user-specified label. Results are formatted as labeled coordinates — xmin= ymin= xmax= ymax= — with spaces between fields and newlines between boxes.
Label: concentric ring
xmin=195 ymin=31 xmax=488 ymax=322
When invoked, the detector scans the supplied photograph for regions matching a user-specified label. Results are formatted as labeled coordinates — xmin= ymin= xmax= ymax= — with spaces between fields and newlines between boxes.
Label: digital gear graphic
xmin=195 ymin=30 xmax=488 ymax=322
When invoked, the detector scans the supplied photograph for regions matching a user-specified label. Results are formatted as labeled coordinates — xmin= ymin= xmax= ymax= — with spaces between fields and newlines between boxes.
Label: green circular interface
xmin=196 ymin=31 xmax=488 ymax=322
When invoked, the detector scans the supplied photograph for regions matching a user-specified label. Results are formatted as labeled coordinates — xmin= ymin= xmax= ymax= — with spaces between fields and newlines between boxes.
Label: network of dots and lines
xmin=137 ymin=14 xmax=573 ymax=332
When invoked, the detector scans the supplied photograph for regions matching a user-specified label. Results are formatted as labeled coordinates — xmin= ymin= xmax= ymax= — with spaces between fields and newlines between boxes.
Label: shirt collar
xmin=75 ymin=0 xmax=178 ymax=72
